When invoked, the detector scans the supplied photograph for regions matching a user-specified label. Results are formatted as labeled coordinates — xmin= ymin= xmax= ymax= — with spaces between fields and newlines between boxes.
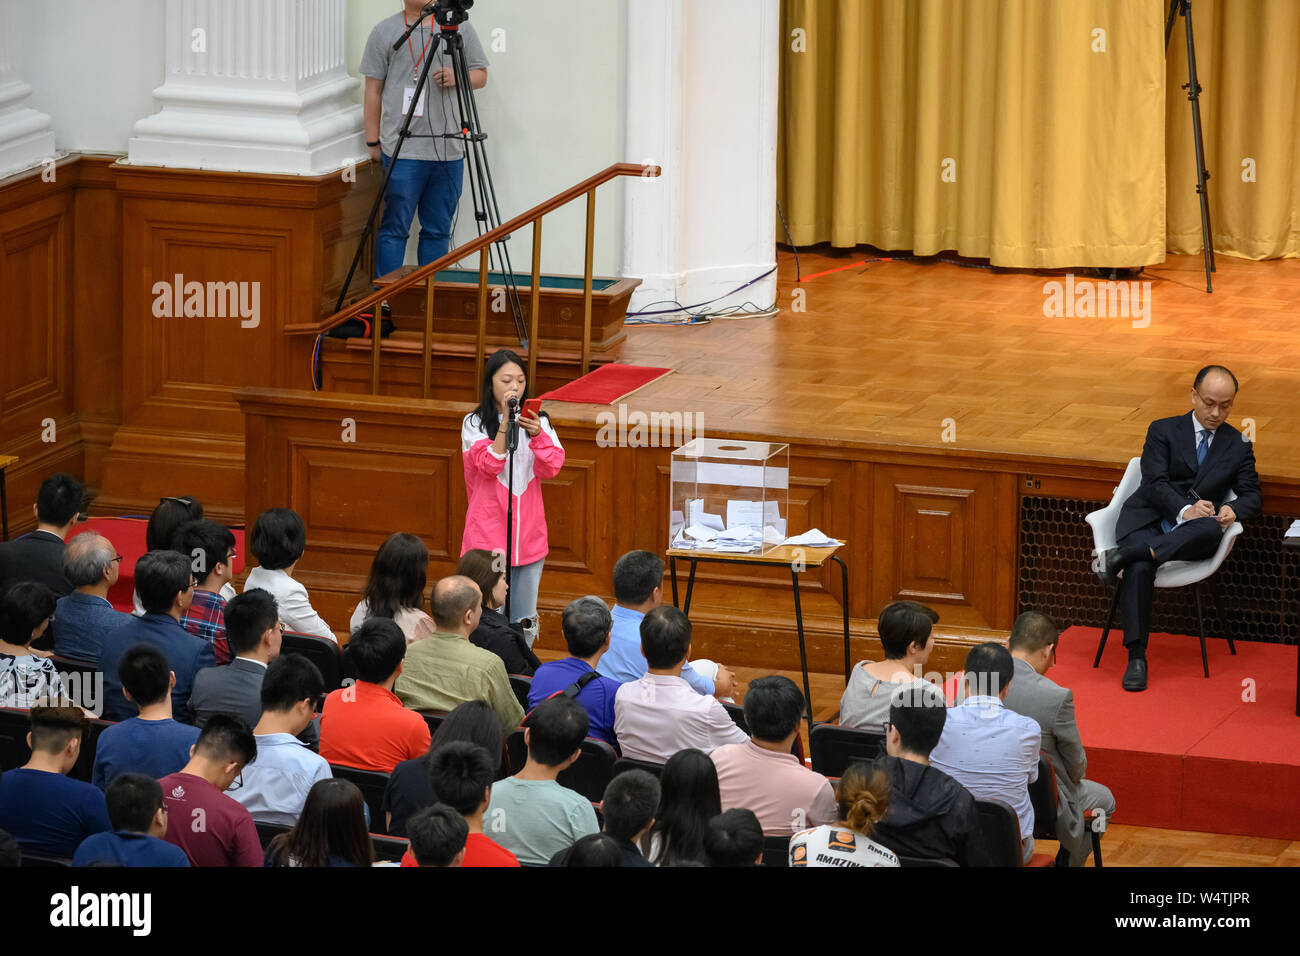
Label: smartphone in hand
xmin=522 ymin=398 xmax=542 ymax=419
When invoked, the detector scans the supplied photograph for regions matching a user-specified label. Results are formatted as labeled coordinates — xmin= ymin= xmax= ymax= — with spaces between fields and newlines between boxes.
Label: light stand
xmin=1166 ymin=0 xmax=1215 ymax=293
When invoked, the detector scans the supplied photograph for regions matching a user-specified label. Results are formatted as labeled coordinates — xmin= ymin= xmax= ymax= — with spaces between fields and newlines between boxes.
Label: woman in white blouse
xmin=243 ymin=508 xmax=336 ymax=643
xmin=349 ymin=533 xmax=435 ymax=644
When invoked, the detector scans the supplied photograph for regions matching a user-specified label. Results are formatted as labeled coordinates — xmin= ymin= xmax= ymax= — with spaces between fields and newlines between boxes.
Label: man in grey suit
xmin=1003 ymin=611 xmax=1115 ymax=867
xmin=189 ymin=588 xmax=320 ymax=748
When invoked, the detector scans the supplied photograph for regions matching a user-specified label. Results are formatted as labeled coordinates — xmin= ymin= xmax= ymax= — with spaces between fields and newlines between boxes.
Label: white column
xmin=0 ymin=0 xmax=57 ymax=178
xmin=622 ymin=0 xmax=779 ymax=315
xmin=128 ymin=0 xmax=364 ymax=175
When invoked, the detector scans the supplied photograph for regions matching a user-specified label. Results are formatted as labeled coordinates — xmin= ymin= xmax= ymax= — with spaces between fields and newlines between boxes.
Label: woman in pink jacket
xmin=461 ymin=349 xmax=565 ymax=646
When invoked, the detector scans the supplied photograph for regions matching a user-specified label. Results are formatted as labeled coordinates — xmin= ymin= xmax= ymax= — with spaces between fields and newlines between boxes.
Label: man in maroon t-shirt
xmin=160 ymin=714 xmax=262 ymax=867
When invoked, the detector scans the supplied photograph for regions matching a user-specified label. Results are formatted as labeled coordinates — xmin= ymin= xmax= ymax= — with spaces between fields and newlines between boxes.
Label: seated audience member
xmin=384 ymin=700 xmax=503 ymax=838
xmin=160 ymin=714 xmax=261 ymax=867
xmin=132 ymin=496 xmax=208 ymax=614
xmin=642 ymin=748 xmax=721 ymax=867
xmin=711 ymin=675 xmax=836 ymax=837
xmin=840 ymin=600 xmax=939 ymax=730
xmin=597 ymin=550 xmax=734 ymax=698
xmin=0 ymin=473 xmax=82 ymax=599
xmin=485 ymin=695 xmax=599 ymax=865
xmin=0 ymin=707 xmax=111 ymax=858
xmin=233 ymin=655 xmax=330 ymax=825
xmin=930 ymin=642 xmax=1041 ymax=864
xmin=100 ymin=551 xmax=215 ymax=722
xmin=871 ymin=687 xmax=989 ymax=866
xmin=559 ymin=833 xmax=625 ymax=867
xmin=320 ymin=617 xmax=430 ymax=772
xmin=394 ymin=575 xmax=524 ymax=733
xmin=52 ymin=532 xmax=130 ymax=663
xmin=265 ymin=778 xmax=375 ymax=868
xmin=1004 ymin=611 xmax=1116 ymax=867
xmin=73 ymin=773 xmax=189 ymax=867
xmin=243 ymin=507 xmax=336 ymax=642
xmin=350 ymin=532 xmax=436 ymax=645
xmin=92 ymin=645 xmax=200 ymax=789
xmin=407 ymin=804 xmax=470 ymax=867
xmin=789 ymin=762 xmax=899 ymax=868
xmin=400 ymin=741 xmax=519 ymax=867
xmin=705 ymin=808 xmax=764 ymax=867
xmin=458 ymin=549 xmax=541 ymax=675
xmin=528 ymin=595 xmax=622 ymax=749
xmin=0 ymin=582 xmax=62 ymax=707
xmin=173 ymin=519 xmax=238 ymax=663
xmin=596 ymin=770 xmax=659 ymax=867
xmin=614 ymin=606 xmax=747 ymax=763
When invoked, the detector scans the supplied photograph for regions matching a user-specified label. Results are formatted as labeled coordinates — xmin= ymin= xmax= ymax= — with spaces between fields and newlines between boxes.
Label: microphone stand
xmin=504 ymin=398 xmax=519 ymax=621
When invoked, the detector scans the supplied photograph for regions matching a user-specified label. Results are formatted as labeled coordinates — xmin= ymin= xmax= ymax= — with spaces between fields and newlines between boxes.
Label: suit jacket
xmin=0 ymin=530 xmax=72 ymax=597
xmin=188 ymin=657 xmax=321 ymax=747
xmin=100 ymin=614 xmax=216 ymax=723
xmin=1002 ymin=657 xmax=1086 ymax=847
xmin=1116 ymin=412 xmax=1262 ymax=540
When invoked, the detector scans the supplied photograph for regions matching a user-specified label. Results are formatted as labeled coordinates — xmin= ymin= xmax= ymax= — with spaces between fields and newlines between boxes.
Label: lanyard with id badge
xmin=404 ymin=16 xmax=435 ymax=118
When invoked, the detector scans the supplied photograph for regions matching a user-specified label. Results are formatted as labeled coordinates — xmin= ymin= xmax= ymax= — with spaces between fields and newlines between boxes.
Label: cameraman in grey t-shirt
xmin=361 ymin=1 xmax=490 ymax=286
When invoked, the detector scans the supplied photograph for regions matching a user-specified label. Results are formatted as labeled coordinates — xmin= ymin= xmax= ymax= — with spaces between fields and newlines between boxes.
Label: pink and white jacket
xmin=461 ymin=412 xmax=565 ymax=566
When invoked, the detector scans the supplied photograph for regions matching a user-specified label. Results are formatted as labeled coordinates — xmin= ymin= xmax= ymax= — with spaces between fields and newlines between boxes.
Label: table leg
xmin=683 ymin=560 xmax=698 ymax=616
xmin=829 ymin=554 xmax=850 ymax=682
xmin=791 ymin=567 xmax=813 ymax=733
xmin=670 ymin=556 xmax=678 ymax=608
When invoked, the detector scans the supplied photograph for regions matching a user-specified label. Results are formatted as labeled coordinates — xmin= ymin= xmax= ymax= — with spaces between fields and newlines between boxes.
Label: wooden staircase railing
xmin=286 ymin=162 xmax=661 ymax=396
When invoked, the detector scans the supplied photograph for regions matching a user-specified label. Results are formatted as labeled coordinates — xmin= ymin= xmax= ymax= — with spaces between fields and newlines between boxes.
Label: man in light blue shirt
xmin=232 ymin=655 xmax=331 ymax=826
xmin=595 ymin=550 xmax=734 ymax=698
xmin=929 ymin=643 xmax=1041 ymax=864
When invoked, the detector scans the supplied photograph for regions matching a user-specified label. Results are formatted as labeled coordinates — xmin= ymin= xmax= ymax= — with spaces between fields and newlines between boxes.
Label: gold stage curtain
xmin=779 ymin=0 xmax=1300 ymax=266
xmin=1165 ymin=0 xmax=1300 ymax=259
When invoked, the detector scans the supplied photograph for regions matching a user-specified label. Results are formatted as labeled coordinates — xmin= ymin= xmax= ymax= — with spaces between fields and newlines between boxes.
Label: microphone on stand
xmin=505 ymin=395 xmax=519 ymax=452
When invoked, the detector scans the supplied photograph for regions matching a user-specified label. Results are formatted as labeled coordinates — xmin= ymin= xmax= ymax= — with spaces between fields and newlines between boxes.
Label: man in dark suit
xmin=1094 ymin=365 xmax=1261 ymax=691
xmin=100 ymin=551 xmax=215 ymax=722
xmin=0 ymin=473 xmax=83 ymax=599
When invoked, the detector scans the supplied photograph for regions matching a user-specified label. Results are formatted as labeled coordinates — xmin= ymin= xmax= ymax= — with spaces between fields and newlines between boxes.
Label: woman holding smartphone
xmin=461 ymin=349 xmax=564 ymax=646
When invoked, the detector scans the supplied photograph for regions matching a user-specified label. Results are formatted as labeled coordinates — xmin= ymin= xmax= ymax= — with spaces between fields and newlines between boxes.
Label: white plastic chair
xmin=1085 ymin=457 xmax=1241 ymax=677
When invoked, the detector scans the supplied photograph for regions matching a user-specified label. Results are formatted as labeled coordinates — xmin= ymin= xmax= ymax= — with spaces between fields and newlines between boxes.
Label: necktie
xmin=1197 ymin=429 xmax=1211 ymax=465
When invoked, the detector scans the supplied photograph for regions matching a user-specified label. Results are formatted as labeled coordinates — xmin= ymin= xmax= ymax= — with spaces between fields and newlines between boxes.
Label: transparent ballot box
xmin=669 ymin=439 xmax=790 ymax=555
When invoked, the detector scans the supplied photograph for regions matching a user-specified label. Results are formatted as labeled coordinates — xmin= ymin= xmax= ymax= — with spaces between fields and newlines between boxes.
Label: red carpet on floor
xmin=1053 ymin=625 xmax=1300 ymax=839
xmin=539 ymin=363 xmax=672 ymax=405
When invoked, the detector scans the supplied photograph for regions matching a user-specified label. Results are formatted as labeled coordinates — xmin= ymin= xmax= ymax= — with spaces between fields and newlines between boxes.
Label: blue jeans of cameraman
xmin=376 ymin=153 xmax=464 ymax=279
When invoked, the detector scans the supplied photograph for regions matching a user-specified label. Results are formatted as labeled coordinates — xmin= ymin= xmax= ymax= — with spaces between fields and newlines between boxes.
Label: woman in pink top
xmin=461 ymin=350 xmax=565 ymax=645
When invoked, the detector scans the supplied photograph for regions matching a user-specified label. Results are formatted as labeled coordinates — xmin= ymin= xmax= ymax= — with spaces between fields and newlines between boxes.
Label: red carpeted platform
xmin=1054 ymin=626 xmax=1300 ymax=839
xmin=539 ymin=363 xmax=672 ymax=405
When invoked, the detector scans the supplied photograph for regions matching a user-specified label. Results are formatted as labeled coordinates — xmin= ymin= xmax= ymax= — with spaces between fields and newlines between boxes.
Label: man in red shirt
xmin=401 ymin=741 xmax=518 ymax=867
xmin=159 ymin=714 xmax=262 ymax=867
xmin=320 ymin=618 xmax=430 ymax=772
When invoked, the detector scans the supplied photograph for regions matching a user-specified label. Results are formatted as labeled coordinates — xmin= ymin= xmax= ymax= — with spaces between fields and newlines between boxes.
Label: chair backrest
xmin=722 ymin=702 xmax=749 ymax=734
xmin=1028 ymin=755 xmax=1058 ymax=840
xmin=508 ymin=674 xmax=532 ymax=713
xmin=1085 ymin=457 xmax=1143 ymax=551
xmin=897 ymin=854 xmax=959 ymax=867
xmin=505 ymin=728 xmax=527 ymax=775
xmin=0 ymin=708 xmax=32 ymax=772
xmin=329 ymin=764 xmax=392 ymax=836
xmin=255 ymin=821 xmax=293 ymax=850
xmin=761 ymin=834 xmax=790 ymax=867
xmin=973 ymin=798 xmax=1026 ymax=867
xmin=20 ymin=851 xmax=73 ymax=867
xmin=809 ymin=722 xmax=886 ymax=778
xmin=555 ymin=737 xmax=617 ymax=802
xmin=68 ymin=718 xmax=115 ymax=784
xmin=281 ymin=632 xmax=343 ymax=691
xmin=371 ymin=833 xmax=410 ymax=863
xmin=49 ymin=655 xmax=98 ymax=680
xmin=611 ymin=756 xmax=664 ymax=778
xmin=416 ymin=709 xmax=446 ymax=739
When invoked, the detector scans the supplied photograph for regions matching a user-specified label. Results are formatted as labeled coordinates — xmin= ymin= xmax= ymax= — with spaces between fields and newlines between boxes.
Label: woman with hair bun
xmin=788 ymin=762 xmax=899 ymax=867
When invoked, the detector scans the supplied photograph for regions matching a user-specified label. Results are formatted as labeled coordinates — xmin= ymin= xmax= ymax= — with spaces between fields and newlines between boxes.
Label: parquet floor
xmin=609 ymin=249 xmax=1300 ymax=485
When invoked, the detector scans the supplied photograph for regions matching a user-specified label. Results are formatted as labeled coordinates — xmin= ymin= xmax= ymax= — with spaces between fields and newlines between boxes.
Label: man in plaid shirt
xmin=175 ymin=520 xmax=238 ymax=665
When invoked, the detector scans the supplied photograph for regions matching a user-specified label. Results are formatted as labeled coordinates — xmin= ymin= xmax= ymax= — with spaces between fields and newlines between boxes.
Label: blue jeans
xmin=507 ymin=558 xmax=544 ymax=637
xmin=376 ymin=153 xmax=464 ymax=279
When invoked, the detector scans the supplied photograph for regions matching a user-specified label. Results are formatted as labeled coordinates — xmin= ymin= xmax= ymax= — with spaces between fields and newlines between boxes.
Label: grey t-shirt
xmin=485 ymin=777 xmax=600 ymax=866
xmin=360 ymin=13 xmax=490 ymax=162
xmin=839 ymin=663 xmax=943 ymax=731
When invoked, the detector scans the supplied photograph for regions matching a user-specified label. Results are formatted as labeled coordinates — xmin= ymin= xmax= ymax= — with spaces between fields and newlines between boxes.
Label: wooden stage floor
xmin=605 ymin=248 xmax=1300 ymax=487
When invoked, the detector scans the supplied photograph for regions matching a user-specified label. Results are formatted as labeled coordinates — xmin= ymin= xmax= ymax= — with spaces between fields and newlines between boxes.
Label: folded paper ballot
xmin=782 ymin=528 xmax=843 ymax=548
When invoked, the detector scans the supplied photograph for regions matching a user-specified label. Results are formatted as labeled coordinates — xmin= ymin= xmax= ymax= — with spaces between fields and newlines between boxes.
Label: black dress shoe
xmin=1092 ymin=547 xmax=1122 ymax=585
xmin=1122 ymin=658 xmax=1147 ymax=692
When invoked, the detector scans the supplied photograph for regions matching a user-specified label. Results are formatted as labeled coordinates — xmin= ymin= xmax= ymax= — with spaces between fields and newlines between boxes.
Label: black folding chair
xmin=808 ymin=722 xmax=886 ymax=777
xmin=255 ymin=821 xmax=293 ymax=850
xmin=973 ymin=798 xmax=1029 ymax=867
xmin=555 ymin=738 xmax=617 ymax=802
xmin=611 ymin=756 xmax=664 ymax=778
xmin=509 ymin=674 xmax=532 ymax=713
xmin=897 ymin=854 xmax=959 ymax=867
xmin=371 ymin=833 xmax=410 ymax=863
xmin=761 ymin=834 xmax=790 ymax=867
xmin=282 ymin=632 xmax=343 ymax=691
xmin=329 ymin=764 xmax=392 ymax=836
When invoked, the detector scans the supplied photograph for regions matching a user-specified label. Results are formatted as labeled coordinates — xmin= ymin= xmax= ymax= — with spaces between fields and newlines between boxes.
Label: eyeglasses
xmin=112 ymin=554 xmax=124 ymax=563
xmin=227 ymin=772 xmax=243 ymax=792
xmin=1193 ymin=391 xmax=1234 ymax=414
